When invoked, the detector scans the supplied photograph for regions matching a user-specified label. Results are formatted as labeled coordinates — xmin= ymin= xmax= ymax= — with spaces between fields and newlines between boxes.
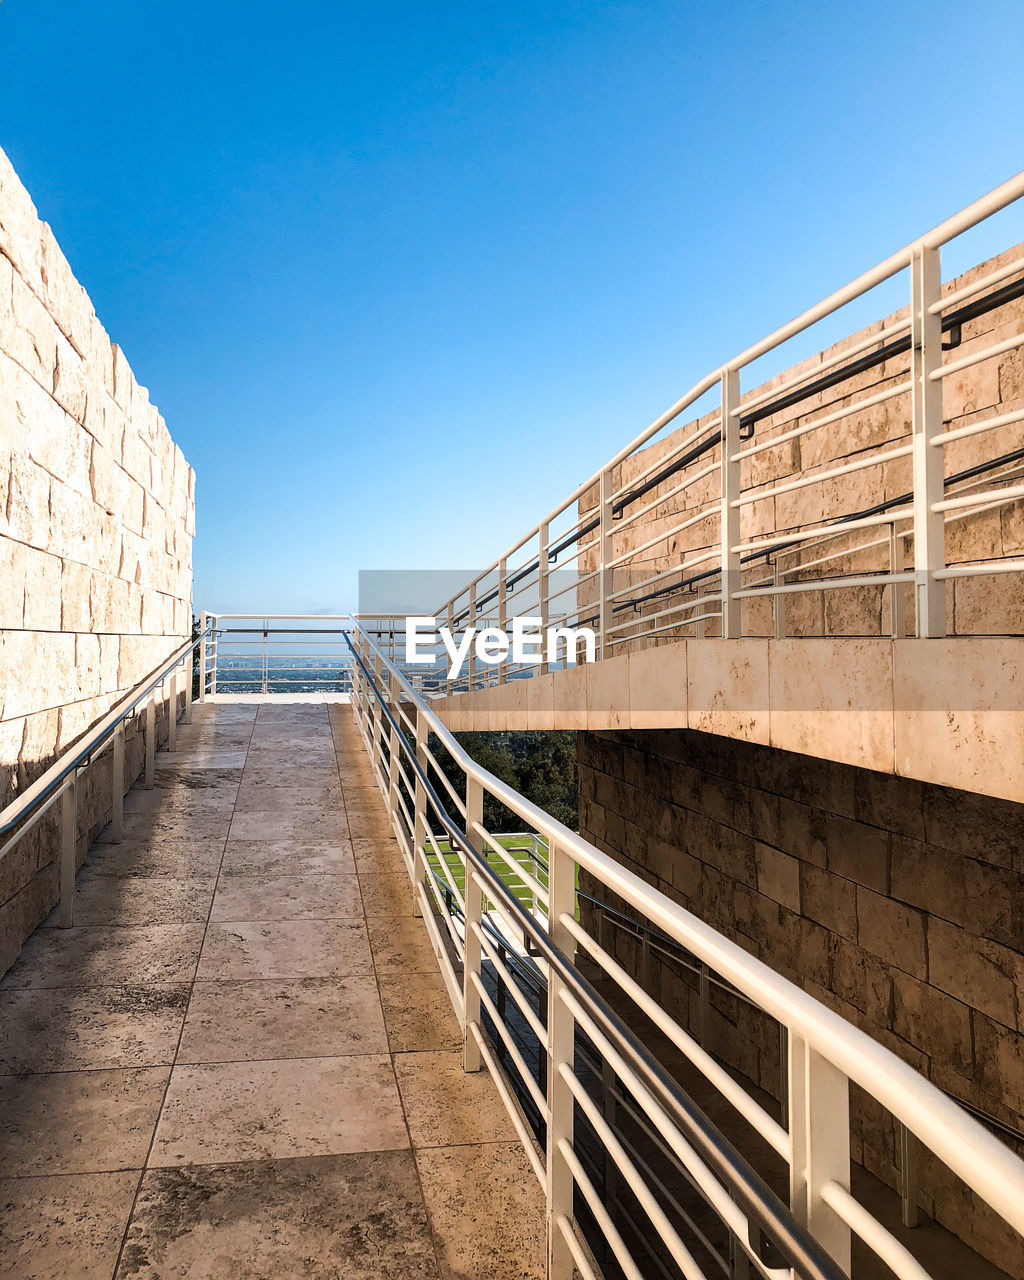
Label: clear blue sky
xmin=2 ymin=2 xmax=1022 ymax=613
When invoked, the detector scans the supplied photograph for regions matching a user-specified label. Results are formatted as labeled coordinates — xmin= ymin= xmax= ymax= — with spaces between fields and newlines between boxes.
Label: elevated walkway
xmin=430 ymin=635 xmax=1024 ymax=804
xmin=0 ymin=699 xmax=544 ymax=1279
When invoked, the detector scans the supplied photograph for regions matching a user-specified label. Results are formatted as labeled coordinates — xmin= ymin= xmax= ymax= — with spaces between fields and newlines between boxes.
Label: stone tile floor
xmin=0 ymin=700 xmax=546 ymax=1280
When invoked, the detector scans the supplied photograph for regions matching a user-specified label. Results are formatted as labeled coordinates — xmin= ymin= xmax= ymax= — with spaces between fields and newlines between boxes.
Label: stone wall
xmin=578 ymin=245 xmax=1024 ymax=643
xmin=0 ymin=146 xmax=194 ymax=972
xmin=578 ymin=727 xmax=1024 ymax=1272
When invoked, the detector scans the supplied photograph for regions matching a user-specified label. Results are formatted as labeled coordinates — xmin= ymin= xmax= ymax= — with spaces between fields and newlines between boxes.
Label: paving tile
xmin=155 ymin=750 xmax=247 ymax=771
xmin=232 ymin=783 xmax=344 ymax=813
xmin=80 ymin=839 xmax=224 ymax=880
xmin=415 ymin=1142 xmax=546 ymax=1280
xmin=394 ymin=1051 xmax=516 ymax=1148
xmin=359 ymin=871 xmax=417 ymax=916
xmin=378 ymin=972 xmax=462 ymax=1053
xmin=0 ymin=1170 xmax=140 ymax=1280
xmin=228 ymin=810 xmax=350 ymax=842
xmin=210 ymin=873 xmax=362 ymax=921
xmin=150 ymin=1054 xmax=408 ymax=1165
xmin=197 ymin=920 xmax=372 ymax=980
xmin=0 ymin=1067 xmax=168 ymax=1175
xmin=41 ymin=875 xmax=215 ymax=928
xmin=239 ymin=765 xmax=341 ymax=788
xmin=99 ymin=811 xmax=232 ymax=843
xmin=352 ymin=836 xmax=407 ymax=874
xmin=152 ymin=767 xmax=242 ymax=792
xmin=115 ymin=1152 xmax=438 ymax=1280
xmin=349 ymin=812 xmax=396 ymax=841
xmin=178 ymin=977 xmax=387 ymax=1063
xmin=123 ymin=789 xmax=235 ymax=818
xmin=0 ymin=985 xmax=189 ymax=1073
xmin=219 ymin=839 xmax=355 ymax=877
xmin=367 ymin=916 xmax=440 ymax=974
xmin=0 ymin=924 xmax=204 ymax=989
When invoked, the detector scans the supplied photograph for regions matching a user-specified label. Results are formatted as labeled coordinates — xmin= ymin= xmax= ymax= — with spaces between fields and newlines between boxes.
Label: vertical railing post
xmin=467 ymin=582 xmax=477 ymax=692
xmin=111 ymin=725 xmax=125 ymax=844
xmin=372 ymin=653 xmax=385 ymax=783
xmin=598 ymin=467 xmax=614 ymax=659
xmin=59 ymin=776 xmax=77 ymax=928
xmin=167 ymin=670 xmax=177 ymax=752
xmin=262 ymin=617 xmax=269 ymax=695
xmin=546 ymin=838 xmax=577 ymax=1280
xmin=144 ymin=698 xmax=155 ymax=788
xmin=411 ymin=708 xmax=427 ymax=919
xmin=773 ymin=559 xmax=785 ymax=640
xmin=183 ymin=648 xmax=193 ymax=724
xmin=199 ymin=612 xmax=208 ymax=703
xmin=387 ymin=677 xmax=401 ymax=845
xmin=210 ymin=617 xmax=218 ymax=696
xmin=899 ymin=1123 xmax=920 ymax=1229
xmin=463 ymin=776 xmax=485 ymax=1072
xmin=497 ymin=556 xmax=508 ymax=685
xmin=889 ymin=524 xmax=908 ymax=639
xmin=787 ymin=1035 xmax=852 ymax=1273
xmin=446 ymin=602 xmax=454 ymax=698
xmin=910 ymin=244 xmax=946 ymax=638
xmin=721 ymin=367 xmax=742 ymax=638
xmin=538 ymin=520 xmax=550 ymax=674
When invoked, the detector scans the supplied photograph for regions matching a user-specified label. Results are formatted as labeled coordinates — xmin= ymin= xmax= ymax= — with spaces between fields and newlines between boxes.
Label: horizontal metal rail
xmin=343 ymin=616 xmax=1024 ymax=1280
xmin=0 ymin=628 xmax=206 ymax=928
xmin=429 ymin=172 xmax=1024 ymax=659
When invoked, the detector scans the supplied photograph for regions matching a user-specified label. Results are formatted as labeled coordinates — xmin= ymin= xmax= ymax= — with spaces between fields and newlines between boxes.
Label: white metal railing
xmin=0 ymin=629 xmax=204 ymax=928
xmin=344 ymin=615 xmax=1024 ymax=1280
xmin=201 ymin=614 xmax=450 ymax=698
xmin=427 ymin=172 xmax=1024 ymax=688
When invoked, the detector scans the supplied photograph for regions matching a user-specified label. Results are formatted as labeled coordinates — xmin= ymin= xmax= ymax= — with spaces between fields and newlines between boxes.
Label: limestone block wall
xmin=578 ymin=246 xmax=1024 ymax=642
xmin=578 ymin=728 xmax=1024 ymax=1273
xmin=0 ymin=146 xmax=194 ymax=971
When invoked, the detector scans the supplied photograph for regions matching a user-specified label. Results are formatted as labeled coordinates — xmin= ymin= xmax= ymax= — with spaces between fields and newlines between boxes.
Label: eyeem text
xmin=405 ymin=616 xmax=597 ymax=681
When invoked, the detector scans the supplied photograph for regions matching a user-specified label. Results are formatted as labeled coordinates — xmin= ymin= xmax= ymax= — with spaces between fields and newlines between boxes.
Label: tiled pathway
xmin=0 ymin=700 xmax=546 ymax=1279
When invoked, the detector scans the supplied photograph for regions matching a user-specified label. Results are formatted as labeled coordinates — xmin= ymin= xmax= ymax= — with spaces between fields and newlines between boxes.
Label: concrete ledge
xmin=431 ymin=637 xmax=1024 ymax=803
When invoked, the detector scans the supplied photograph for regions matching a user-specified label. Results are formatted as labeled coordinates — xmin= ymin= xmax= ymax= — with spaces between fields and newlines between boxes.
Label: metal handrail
xmin=343 ymin=626 xmax=845 ymax=1280
xmin=432 ymin=171 xmax=1024 ymax=653
xmin=346 ymin=615 xmax=1024 ymax=1277
xmin=0 ymin=627 xmax=209 ymax=842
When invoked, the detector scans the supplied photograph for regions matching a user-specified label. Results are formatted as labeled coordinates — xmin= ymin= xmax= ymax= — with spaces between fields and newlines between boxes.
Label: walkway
xmin=0 ymin=700 xmax=546 ymax=1279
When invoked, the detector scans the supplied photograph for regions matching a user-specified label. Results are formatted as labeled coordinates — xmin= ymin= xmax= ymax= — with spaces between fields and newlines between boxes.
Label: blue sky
xmin=2 ymin=1 xmax=1022 ymax=613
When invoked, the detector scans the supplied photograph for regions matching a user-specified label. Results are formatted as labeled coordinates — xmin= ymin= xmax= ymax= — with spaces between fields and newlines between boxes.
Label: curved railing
xmin=345 ymin=616 xmax=1024 ymax=1280
xmin=0 ymin=628 xmax=208 ymax=927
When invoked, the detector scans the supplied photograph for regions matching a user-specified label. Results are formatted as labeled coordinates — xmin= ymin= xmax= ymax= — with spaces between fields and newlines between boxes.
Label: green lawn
xmin=425 ymin=833 xmax=549 ymax=913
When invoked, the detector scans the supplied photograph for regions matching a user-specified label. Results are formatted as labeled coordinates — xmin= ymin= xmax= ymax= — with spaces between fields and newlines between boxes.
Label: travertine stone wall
xmin=579 ymin=728 xmax=1024 ymax=1273
xmin=579 ymin=246 xmax=1024 ymax=642
xmin=0 ymin=146 xmax=194 ymax=971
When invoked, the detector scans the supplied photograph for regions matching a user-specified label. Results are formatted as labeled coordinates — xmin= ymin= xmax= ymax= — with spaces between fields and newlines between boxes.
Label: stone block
xmin=769 ymin=638 xmax=894 ymax=773
xmin=0 ymin=148 xmax=44 ymax=294
xmin=39 ymin=221 xmax=95 ymax=358
xmin=855 ymin=886 xmax=927 ymax=979
xmin=754 ymin=841 xmax=801 ymax=912
xmin=823 ymin=812 xmax=889 ymax=893
xmin=890 ymin=834 xmax=1024 ymax=949
xmin=927 ymin=915 xmax=1021 ymax=1029
xmin=828 ymin=936 xmax=893 ymax=1025
xmin=890 ymin=970 xmax=974 ymax=1075
xmin=628 ymin=641 xmax=685 ymax=728
xmin=587 ymin=652 xmax=630 ymax=730
xmin=688 ymin=638 xmax=769 ymax=744
xmin=800 ymin=862 xmax=857 ymax=939
xmin=894 ymin=638 xmax=1024 ymax=804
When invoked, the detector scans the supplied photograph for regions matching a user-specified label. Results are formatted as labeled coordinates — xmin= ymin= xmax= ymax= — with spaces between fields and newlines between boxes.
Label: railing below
xmin=424 ymin=173 xmax=1024 ymax=695
xmin=343 ymin=614 xmax=1024 ymax=1280
xmin=0 ymin=629 xmax=205 ymax=929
